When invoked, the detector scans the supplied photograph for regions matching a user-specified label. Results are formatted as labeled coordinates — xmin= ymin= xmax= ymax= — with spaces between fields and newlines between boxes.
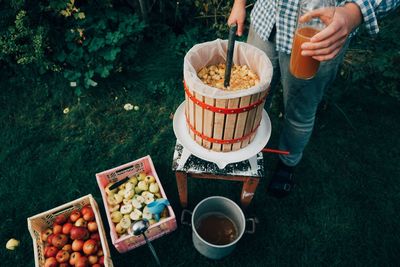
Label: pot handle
xmin=245 ymin=217 xmax=258 ymax=234
xmin=180 ymin=209 xmax=193 ymax=226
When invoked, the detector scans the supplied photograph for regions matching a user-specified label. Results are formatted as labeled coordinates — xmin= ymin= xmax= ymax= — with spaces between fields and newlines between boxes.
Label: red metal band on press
xmin=183 ymin=81 xmax=268 ymax=114
xmin=185 ymin=114 xmax=259 ymax=144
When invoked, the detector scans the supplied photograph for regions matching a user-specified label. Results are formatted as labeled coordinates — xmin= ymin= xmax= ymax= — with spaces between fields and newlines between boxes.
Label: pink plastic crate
xmin=27 ymin=194 xmax=113 ymax=267
xmin=96 ymin=155 xmax=177 ymax=253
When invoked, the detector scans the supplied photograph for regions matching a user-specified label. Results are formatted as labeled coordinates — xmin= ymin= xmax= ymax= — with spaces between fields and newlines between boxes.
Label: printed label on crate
xmin=106 ymin=162 xmax=144 ymax=183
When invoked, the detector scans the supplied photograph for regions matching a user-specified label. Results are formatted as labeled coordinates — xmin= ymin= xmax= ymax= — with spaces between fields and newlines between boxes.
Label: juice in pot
xmin=289 ymin=27 xmax=321 ymax=79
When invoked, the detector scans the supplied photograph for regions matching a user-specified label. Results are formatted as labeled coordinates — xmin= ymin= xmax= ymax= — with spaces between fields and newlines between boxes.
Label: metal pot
xmin=181 ymin=196 xmax=256 ymax=260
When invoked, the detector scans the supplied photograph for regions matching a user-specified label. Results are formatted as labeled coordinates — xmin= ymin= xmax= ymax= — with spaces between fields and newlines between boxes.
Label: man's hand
xmin=300 ymin=3 xmax=363 ymax=61
xmin=227 ymin=0 xmax=247 ymax=36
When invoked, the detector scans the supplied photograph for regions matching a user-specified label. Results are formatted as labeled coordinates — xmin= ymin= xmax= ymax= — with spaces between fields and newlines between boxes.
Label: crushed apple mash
xmin=197 ymin=63 xmax=260 ymax=90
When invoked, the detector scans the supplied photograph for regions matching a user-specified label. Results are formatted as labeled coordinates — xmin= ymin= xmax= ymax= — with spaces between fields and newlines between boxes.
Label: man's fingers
xmin=302 ymin=36 xmax=346 ymax=57
xmin=312 ymin=46 xmax=342 ymax=61
xmin=237 ymin=22 xmax=244 ymax=36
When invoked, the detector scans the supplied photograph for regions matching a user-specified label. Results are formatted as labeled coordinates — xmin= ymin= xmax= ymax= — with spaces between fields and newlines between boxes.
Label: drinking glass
xmin=289 ymin=0 xmax=336 ymax=79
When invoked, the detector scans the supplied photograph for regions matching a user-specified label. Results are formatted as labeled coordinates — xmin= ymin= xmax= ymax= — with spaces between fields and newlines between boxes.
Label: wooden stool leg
xmin=240 ymin=177 xmax=259 ymax=208
xmin=175 ymin=171 xmax=188 ymax=207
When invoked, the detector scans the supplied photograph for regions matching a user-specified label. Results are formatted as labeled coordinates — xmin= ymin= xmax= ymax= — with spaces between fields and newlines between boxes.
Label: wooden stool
xmin=172 ymin=141 xmax=264 ymax=208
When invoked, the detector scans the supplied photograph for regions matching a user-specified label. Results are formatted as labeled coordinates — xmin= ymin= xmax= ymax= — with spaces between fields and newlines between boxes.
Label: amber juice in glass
xmin=289 ymin=0 xmax=335 ymax=79
xmin=290 ymin=27 xmax=321 ymax=79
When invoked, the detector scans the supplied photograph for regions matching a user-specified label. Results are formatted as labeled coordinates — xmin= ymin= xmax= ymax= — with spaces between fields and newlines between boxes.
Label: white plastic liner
xmin=183 ymin=39 xmax=273 ymax=99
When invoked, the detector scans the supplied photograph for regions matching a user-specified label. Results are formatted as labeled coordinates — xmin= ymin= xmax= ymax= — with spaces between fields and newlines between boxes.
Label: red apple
xmin=47 ymin=233 xmax=56 ymax=245
xmin=44 ymin=257 xmax=58 ymax=267
xmin=62 ymin=244 xmax=72 ymax=253
xmin=90 ymin=232 xmax=101 ymax=244
xmin=87 ymin=221 xmax=98 ymax=232
xmin=62 ymin=222 xmax=73 ymax=235
xmin=45 ymin=246 xmax=59 ymax=258
xmin=82 ymin=210 xmax=95 ymax=222
xmin=98 ymin=255 xmax=104 ymax=266
xmin=88 ymin=254 xmax=98 ymax=265
xmin=72 ymin=239 xmax=84 ymax=252
xmin=74 ymin=218 xmax=88 ymax=227
xmin=69 ymin=251 xmax=81 ymax=265
xmin=59 ymin=263 xmax=70 ymax=267
xmin=56 ymin=250 xmax=70 ymax=263
xmin=83 ymin=239 xmax=98 ymax=255
xmin=52 ymin=234 xmax=69 ymax=249
xmin=80 ymin=205 xmax=92 ymax=215
xmin=96 ymin=248 xmax=103 ymax=257
xmin=70 ymin=226 xmax=89 ymax=240
xmin=92 ymin=264 xmax=101 ymax=267
xmin=53 ymin=224 xmax=63 ymax=234
xmin=69 ymin=211 xmax=81 ymax=222
xmin=75 ymin=256 xmax=89 ymax=267
xmin=54 ymin=214 xmax=68 ymax=225
xmin=41 ymin=228 xmax=53 ymax=242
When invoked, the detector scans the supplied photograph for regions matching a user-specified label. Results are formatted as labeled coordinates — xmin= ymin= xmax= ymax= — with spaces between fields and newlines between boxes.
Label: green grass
xmin=1 ymin=28 xmax=400 ymax=267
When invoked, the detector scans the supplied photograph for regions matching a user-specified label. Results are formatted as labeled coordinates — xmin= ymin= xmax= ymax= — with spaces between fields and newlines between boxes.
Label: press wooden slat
xmin=194 ymin=92 xmax=204 ymax=146
xmin=232 ymin=95 xmax=251 ymax=151
xmin=211 ymin=99 xmax=227 ymax=152
xmin=250 ymin=90 xmax=268 ymax=142
xmin=222 ymin=97 xmax=240 ymax=152
xmin=203 ymin=97 xmax=215 ymax=149
xmin=241 ymin=93 xmax=260 ymax=148
xmin=188 ymin=89 xmax=195 ymax=139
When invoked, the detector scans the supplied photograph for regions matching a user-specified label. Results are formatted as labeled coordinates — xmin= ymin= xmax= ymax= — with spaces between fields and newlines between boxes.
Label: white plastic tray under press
xmin=173 ymin=101 xmax=271 ymax=169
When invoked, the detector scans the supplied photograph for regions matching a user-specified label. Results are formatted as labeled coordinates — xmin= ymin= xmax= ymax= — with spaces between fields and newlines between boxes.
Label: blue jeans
xmin=247 ymin=25 xmax=349 ymax=166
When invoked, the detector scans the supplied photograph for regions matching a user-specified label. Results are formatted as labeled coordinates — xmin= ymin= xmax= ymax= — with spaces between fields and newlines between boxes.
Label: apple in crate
xmin=69 ymin=251 xmax=81 ymax=265
xmin=52 ymin=234 xmax=69 ymax=249
xmin=62 ymin=222 xmax=73 ymax=235
xmin=88 ymin=254 xmax=98 ymax=264
xmin=44 ymin=246 xmax=59 ymax=258
xmin=44 ymin=257 xmax=58 ymax=267
xmin=75 ymin=255 xmax=89 ymax=267
xmin=62 ymin=244 xmax=72 ymax=253
xmin=70 ymin=226 xmax=89 ymax=240
xmin=88 ymin=221 xmax=98 ymax=232
xmin=41 ymin=228 xmax=53 ymax=242
xmin=52 ymin=224 xmax=62 ymax=234
xmin=55 ymin=250 xmax=70 ymax=263
xmin=72 ymin=239 xmax=84 ymax=252
xmin=54 ymin=214 xmax=68 ymax=225
xmin=69 ymin=210 xmax=81 ymax=222
xmin=83 ymin=239 xmax=98 ymax=255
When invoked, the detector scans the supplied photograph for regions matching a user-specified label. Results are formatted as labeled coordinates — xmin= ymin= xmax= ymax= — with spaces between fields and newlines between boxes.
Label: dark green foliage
xmin=0 ymin=4 xmax=400 ymax=266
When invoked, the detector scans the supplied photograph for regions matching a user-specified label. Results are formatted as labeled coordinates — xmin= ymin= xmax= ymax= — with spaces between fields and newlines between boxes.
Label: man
xmin=228 ymin=0 xmax=399 ymax=197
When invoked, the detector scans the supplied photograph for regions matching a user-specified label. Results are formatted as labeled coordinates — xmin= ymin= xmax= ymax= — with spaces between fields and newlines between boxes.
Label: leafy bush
xmin=0 ymin=0 xmax=145 ymax=95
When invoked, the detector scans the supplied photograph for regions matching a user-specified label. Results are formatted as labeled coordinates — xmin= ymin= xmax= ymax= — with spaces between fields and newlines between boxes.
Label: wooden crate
xmin=184 ymin=82 xmax=268 ymax=152
xmin=27 ymin=194 xmax=113 ymax=267
xmin=96 ymin=155 xmax=177 ymax=253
